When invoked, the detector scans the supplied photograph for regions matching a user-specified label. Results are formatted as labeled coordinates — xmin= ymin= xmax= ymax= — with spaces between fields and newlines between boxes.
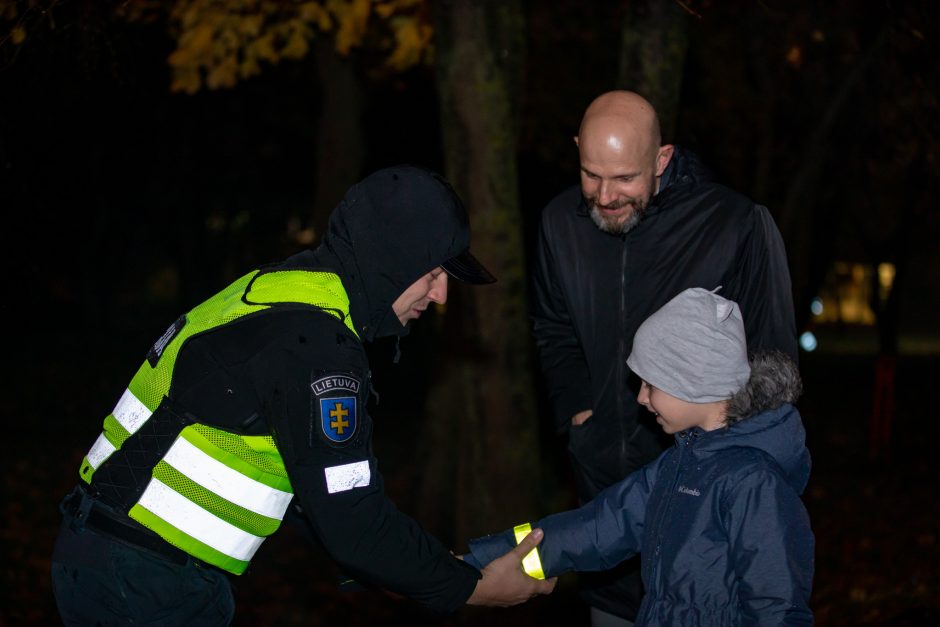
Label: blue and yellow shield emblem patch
xmin=312 ymin=374 xmax=361 ymax=445
xmin=320 ymin=397 xmax=357 ymax=443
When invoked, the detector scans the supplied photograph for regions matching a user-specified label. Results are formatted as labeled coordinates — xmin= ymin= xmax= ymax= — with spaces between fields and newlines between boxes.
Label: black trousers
xmin=52 ymin=494 xmax=235 ymax=626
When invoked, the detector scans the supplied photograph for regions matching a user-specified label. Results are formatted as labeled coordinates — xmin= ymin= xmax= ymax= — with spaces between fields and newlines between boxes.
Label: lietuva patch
xmin=312 ymin=374 xmax=360 ymax=445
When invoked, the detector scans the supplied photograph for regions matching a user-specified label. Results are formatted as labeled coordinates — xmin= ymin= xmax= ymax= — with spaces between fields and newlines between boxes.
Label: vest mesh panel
xmin=188 ymin=425 xmax=287 ymax=479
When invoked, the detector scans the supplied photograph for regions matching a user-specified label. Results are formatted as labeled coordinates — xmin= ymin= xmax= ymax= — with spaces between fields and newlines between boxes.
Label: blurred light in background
xmin=800 ymin=331 xmax=818 ymax=352
xmin=877 ymin=262 xmax=896 ymax=304
xmin=809 ymin=261 xmax=898 ymax=326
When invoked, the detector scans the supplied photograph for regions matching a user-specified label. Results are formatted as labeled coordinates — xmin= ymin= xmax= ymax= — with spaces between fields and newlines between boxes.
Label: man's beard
xmin=587 ymin=197 xmax=649 ymax=234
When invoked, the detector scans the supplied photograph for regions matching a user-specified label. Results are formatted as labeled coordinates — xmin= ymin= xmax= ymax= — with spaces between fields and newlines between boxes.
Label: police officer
xmin=51 ymin=165 xmax=555 ymax=625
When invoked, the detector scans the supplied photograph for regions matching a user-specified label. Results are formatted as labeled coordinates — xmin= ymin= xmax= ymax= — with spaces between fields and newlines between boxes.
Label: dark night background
xmin=2 ymin=1 xmax=939 ymax=625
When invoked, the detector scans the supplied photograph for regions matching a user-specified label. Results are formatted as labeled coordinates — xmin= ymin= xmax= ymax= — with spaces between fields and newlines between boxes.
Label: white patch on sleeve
xmin=324 ymin=460 xmax=371 ymax=494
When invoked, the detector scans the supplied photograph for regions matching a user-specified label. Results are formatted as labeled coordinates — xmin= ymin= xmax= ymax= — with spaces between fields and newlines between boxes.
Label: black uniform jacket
xmin=147 ymin=167 xmax=480 ymax=612
xmin=530 ymin=147 xmax=797 ymax=619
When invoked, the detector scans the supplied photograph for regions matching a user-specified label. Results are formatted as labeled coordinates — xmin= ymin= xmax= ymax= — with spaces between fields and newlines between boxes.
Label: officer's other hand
xmin=465 ymin=528 xmax=557 ymax=607
xmin=571 ymin=409 xmax=593 ymax=426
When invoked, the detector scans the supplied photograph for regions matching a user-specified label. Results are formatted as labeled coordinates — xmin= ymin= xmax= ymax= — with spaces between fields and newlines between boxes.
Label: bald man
xmin=531 ymin=91 xmax=797 ymax=626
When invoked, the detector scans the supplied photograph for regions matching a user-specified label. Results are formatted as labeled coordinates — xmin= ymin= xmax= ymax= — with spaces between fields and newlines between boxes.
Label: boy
xmin=464 ymin=287 xmax=814 ymax=625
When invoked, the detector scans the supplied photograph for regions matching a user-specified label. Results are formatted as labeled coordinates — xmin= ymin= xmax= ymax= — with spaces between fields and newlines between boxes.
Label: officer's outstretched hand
xmin=465 ymin=528 xmax=557 ymax=607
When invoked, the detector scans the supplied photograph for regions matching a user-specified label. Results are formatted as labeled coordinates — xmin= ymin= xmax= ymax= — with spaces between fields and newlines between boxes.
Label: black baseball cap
xmin=442 ymin=250 xmax=497 ymax=284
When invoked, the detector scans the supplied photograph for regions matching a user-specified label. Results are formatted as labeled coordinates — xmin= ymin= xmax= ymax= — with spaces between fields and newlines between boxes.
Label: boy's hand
xmin=466 ymin=528 xmax=557 ymax=607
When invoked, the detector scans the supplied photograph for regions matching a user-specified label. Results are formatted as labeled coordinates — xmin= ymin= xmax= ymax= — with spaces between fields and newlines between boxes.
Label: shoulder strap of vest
xmin=242 ymin=268 xmax=358 ymax=338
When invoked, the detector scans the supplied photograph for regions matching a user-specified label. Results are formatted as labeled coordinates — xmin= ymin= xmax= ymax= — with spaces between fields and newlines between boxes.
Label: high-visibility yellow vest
xmin=79 ymin=268 xmax=357 ymax=575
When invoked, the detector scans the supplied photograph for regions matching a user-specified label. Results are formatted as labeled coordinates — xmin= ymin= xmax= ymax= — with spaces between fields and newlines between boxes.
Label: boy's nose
xmin=637 ymin=383 xmax=650 ymax=406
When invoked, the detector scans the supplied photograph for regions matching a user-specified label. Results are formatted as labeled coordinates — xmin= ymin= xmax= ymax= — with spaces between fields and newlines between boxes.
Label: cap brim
xmin=441 ymin=250 xmax=496 ymax=284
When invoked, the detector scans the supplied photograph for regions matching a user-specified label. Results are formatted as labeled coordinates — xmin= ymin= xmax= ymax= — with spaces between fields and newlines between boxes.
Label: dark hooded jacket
xmin=71 ymin=166 xmax=482 ymax=613
xmin=254 ymin=166 xmax=482 ymax=611
xmin=531 ymin=146 xmax=798 ymax=618
xmin=256 ymin=166 xmax=483 ymax=611
xmin=465 ymin=403 xmax=815 ymax=626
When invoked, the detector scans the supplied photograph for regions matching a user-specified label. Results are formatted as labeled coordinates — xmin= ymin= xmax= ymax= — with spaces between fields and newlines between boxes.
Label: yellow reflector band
xmin=512 ymin=522 xmax=546 ymax=580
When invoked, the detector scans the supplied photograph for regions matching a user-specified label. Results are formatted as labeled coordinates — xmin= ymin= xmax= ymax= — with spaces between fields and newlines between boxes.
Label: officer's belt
xmin=62 ymin=487 xmax=190 ymax=567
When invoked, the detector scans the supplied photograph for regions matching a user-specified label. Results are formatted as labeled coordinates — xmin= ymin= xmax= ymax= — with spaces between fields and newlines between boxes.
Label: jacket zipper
xmin=650 ymin=434 xmax=692 ymax=595
xmin=618 ymin=236 xmax=628 ymax=463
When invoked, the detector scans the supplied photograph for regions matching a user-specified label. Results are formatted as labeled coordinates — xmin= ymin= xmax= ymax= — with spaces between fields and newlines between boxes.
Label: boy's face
xmin=637 ymin=380 xmax=726 ymax=434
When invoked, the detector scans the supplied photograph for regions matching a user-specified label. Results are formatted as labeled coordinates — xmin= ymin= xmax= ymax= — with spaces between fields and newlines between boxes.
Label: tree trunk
xmin=420 ymin=0 xmax=537 ymax=546
xmin=617 ymin=0 xmax=689 ymax=141
xmin=312 ymin=38 xmax=363 ymax=242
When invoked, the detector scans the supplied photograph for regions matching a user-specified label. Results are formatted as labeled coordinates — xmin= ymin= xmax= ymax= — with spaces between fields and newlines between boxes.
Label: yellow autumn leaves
xmin=1 ymin=0 xmax=433 ymax=92
xmin=159 ymin=0 xmax=433 ymax=93
xmin=1 ymin=0 xmax=28 ymax=46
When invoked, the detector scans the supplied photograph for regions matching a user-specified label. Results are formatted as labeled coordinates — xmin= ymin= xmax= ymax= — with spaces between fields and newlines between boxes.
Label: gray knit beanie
xmin=626 ymin=287 xmax=750 ymax=403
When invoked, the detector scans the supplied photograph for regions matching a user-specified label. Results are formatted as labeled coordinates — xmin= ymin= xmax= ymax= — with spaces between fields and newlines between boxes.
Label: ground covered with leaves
xmin=3 ymin=331 xmax=937 ymax=626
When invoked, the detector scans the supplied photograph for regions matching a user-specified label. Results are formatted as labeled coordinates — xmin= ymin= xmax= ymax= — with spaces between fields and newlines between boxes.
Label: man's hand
xmin=571 ymin=409 xmax=593 ymax=426
xmin=466 ymin=528 xmax=557 ymax=607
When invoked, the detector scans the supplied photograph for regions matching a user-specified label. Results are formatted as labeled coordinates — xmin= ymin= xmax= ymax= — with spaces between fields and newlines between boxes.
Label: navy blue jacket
xmin=467 ymin=404 xmax=814 ymax=625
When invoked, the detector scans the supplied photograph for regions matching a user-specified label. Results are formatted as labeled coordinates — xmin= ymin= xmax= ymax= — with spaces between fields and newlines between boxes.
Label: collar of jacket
xmin=675 ymin=404 xmax=811 ymax=494
xmin=646 ymin=145 xmax=714 ymax=216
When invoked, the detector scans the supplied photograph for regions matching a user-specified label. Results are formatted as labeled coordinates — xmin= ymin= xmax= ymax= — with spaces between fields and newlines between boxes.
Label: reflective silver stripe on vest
xmin=85 ymin=433 xmax=117 ymax=470
xmin=85 ymin=388 xmax=153 ymax=471
xmin=137 ymin=479 xmax=265 ymax=562
xmin=164 ymin=436 xmax=293 ymax=519
xmin=113 ymin=388 xmax=152 ymax=434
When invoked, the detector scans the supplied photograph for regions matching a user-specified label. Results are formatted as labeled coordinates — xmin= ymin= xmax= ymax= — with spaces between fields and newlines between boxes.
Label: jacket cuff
xmin=466 ymin=529 xmax=516 ymax=569
xmin=439 ymin=557 xmax=484 ymax=612
xmin=462 ymin=553 xmax=484 ymax=570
